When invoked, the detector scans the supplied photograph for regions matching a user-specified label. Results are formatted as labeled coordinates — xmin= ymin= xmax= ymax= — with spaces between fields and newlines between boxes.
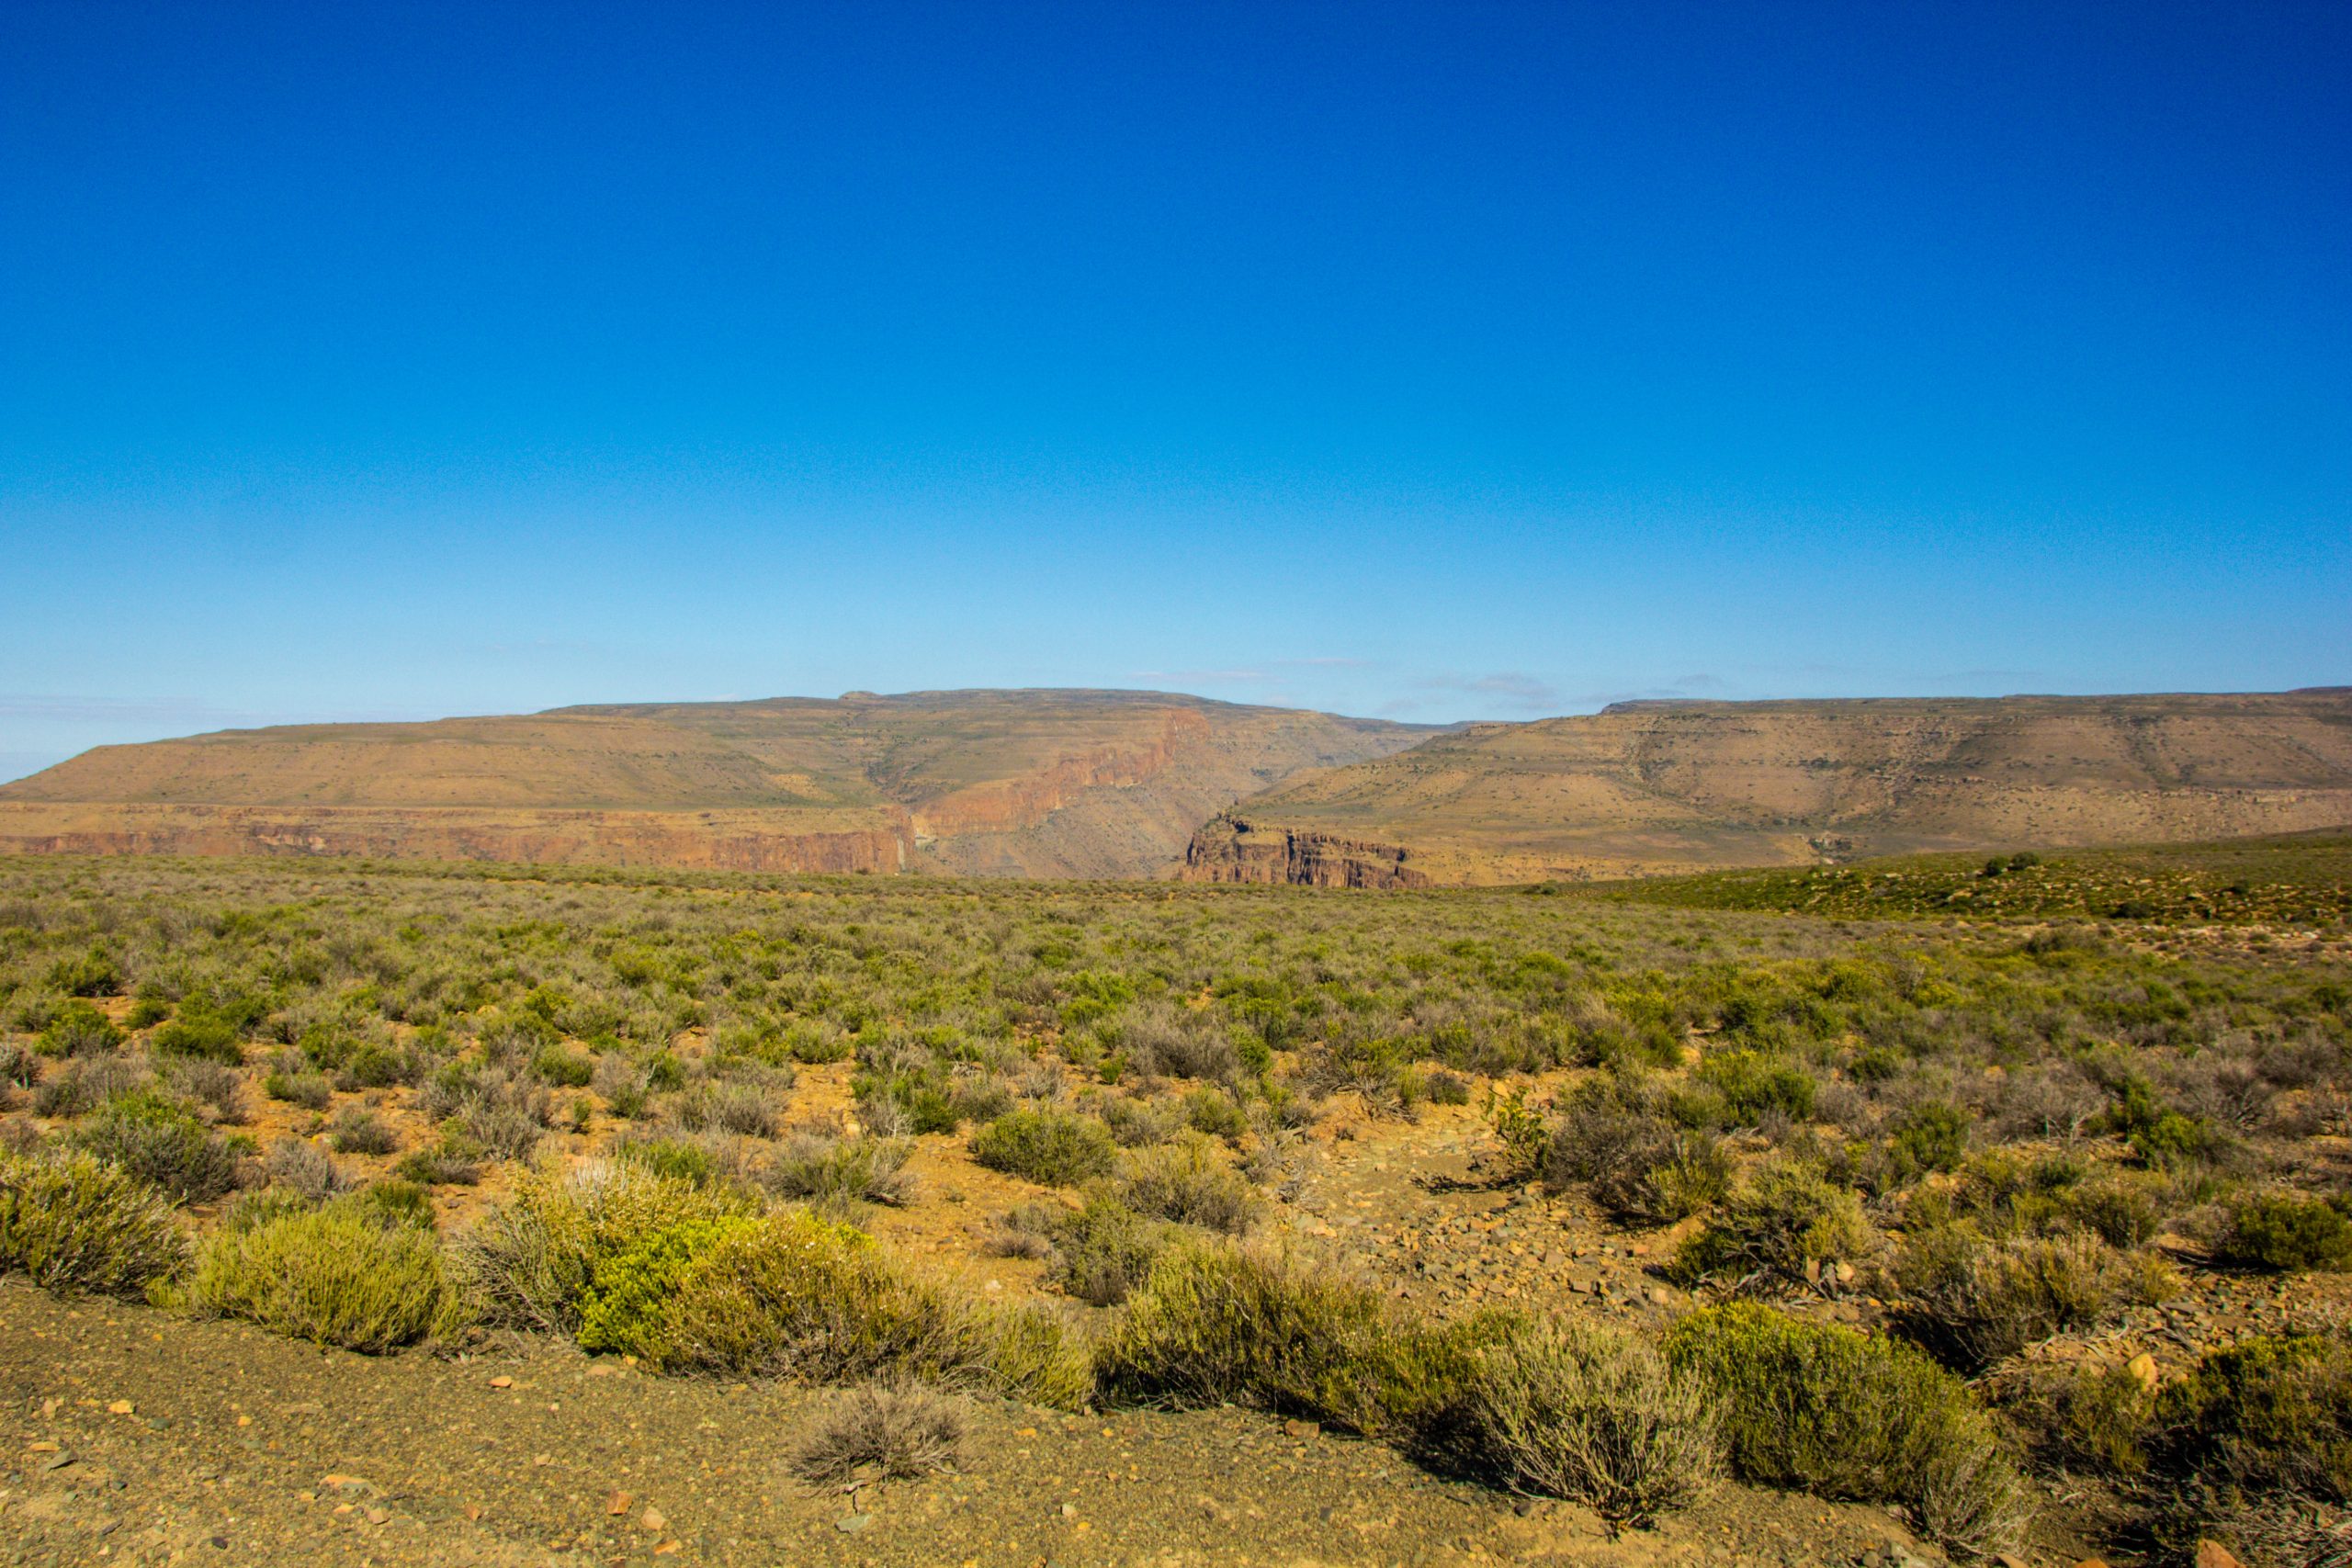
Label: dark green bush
xmin=2154 ymin=1332 xmax=2352 ymax=1507
xmin=37 ymin=1000 xmax=122 ymax=1058
xmin=152 ymin=1014 xmax=243 ymax=1066
xmin=1888 ymin=1100 xmax=1970 ymax=1178
xmin=2215 ymin=1191 xmax=2352 ymax=1273
xmin=1668 ymin=1156 xmax=1876 ymax=1292
xmin=1664 ymin=1303 xmax=2028 ymax=1557
xmin=970 ymin=1109 xmax=1118 ymax=1187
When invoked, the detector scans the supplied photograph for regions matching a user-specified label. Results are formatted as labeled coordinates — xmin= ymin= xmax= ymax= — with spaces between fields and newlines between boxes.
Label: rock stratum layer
xmin=1181 ymin=689 xmax=2352 ymax=886
xmin=0 ymin=690 xmax=1430 ymax=879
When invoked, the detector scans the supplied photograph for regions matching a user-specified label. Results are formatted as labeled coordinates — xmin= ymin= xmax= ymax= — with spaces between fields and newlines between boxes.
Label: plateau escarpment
xmin=0 ymin=690 xmax=1430 ymax=879
xmin=1183 ymin=689 xmax=2352 ymax=886
xmin=1182 ymin=817 xmax=1427 ymax=888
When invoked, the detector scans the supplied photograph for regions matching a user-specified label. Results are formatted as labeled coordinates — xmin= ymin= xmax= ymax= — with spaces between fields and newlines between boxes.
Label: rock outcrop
xmin=1182 ymin=817 xmax=1428 ymax=889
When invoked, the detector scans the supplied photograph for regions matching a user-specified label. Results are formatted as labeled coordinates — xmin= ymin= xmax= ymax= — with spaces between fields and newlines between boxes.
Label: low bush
xmin=763 ymin=1131 xmax=917 ymax=1212
xmin=793 ymin=1382 xmax=967 ymax=1483
xmin=1022 ymin=1193 xmax=1177 ymax=1305
xmin=73 ymin=1090 xmax=242 ymax=1202
xmin=1098 ymin=1240 xmax=1482 ymax=1440
xmin=575 ymin=1213 xmax=765 ymax=1354
xmin=1449 ymin=1314 xmax=1719 ymax=1526
xmin=634 ymin=1210 xmax=1091 ymax=1407
xmin=263 ymin=1069 xmax=334 ymax=1111
xmin=970 ymin=1109 xmax=1118 ymax=1187
xmin=1665 ymin=1303 xmax=2028 ymax=1558
xmin=0 ymin=1148 xmax=189 ymax=1296
xmin=394 ymin=1134 xmax=485 ymax=1187
xmin=264 ymin=1136 xmax=345 ymax=1200
xmin=2214 ymin=1191 xmax=2352 ymax=1273
xmin=1681 ymin=1049 xmax=1818 ymax=1128
xmin=151 ymin=1014 xmax=243 ymax=1066
xmin=328 ymin=1109 xmax=401 ymax=1156
xmin=190 ymin=1200 xmax=458 ymax=1352
xmin=451 ymin=1158 xmax=762 ymax=1333
xmin=1894 ymin=1225 xmax=2177 ymax=1369
xmin=37 ymin=1000 xmax=123 ymax=1058
xmin=1544 ymin=1076 xmax=1729 ymax=1226
xmin=530 ymin=1043 xmax=595 ymax=1088
xmin=1668 ymin=1156 xmax=1877 ymax=1293
xmin=674 ymin=1080 xmax=779 ymax=1140
xmin=2154 ymin=1332 xmax=2352 ymax=1508
xmin=1116 ymin=1132 xmax=1258 ymax=1234
xmin=164 ymin=1058 xmax=247 ymax=1124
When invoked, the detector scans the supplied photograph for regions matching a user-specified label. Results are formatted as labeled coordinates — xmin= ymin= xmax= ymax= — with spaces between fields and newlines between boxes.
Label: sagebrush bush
xmin=73 ymin=1090 xmax=242 ymax=1202
xmin=191 ymin=1200 xmax=458 ymax=1352
xmin=1665 ymin=1303 xmax=2029 ymax=1558
xmin=970 ymin=1109 xmax=1118 ymax=1187
xmin=1116 ymin=1132 xmax=1257 ymax=1234
xmin=1098 ymin=1240 xmax=1481 ymax=1440
xmin=450 ymin=1158 xmax=762 ymax=1333
xmin=793 ymin=1382 xmax=967 ymax=1483
xmin=1449 ymin=1314 xmax=1719 ymax=1526
xmin=639 ymin=1210 xmax=1091 ymax=1407
xmin=0 ymin=1148 xmax=189 ymax=1296
xmin=2215 ymin=1191 xmax=2352 ymax=1273
xmin=1894 ymin=1224 xmax=2177 ymax=1369
xmin=1668 ymin=1156 xmax=1876 ymax=1292
xmin=763 ymin=1131 xmax=916 ymax=1212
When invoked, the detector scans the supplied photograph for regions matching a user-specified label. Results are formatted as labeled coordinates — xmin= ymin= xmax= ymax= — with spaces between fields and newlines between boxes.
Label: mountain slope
xmin=0 ymin=690 xmax=1430 ymax=878
xmin=1185 ymin=689 xmax=2352 ymax=886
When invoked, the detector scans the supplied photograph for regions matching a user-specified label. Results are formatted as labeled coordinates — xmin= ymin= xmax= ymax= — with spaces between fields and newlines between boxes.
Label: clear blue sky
xmin=4 ymin=2 xmax=2346 ymax=781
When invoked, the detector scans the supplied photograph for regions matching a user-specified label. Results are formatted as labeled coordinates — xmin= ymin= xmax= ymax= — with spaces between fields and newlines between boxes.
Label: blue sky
xmin=3 ymin=1 xmax=2346 ymax=781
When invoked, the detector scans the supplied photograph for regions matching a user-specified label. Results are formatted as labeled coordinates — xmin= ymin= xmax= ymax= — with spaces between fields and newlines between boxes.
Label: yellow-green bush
xmin=644 ymin=1210 xmax=1091 ymax=1408
xmin=450 ymin=1157 xmax=760 ymax=1332
xmin=1664 ymin=1303 xmax=2028 ymax=1558
xmin=190 ymin=1201 xmax=459 ymax=1352
xmin=0 ymin=1147 xmax=189 ymax=1297
xmin=970 ymin=1109 xmax=1118 ymax=1187
xmin=576 ymin=1213 xmax=763 ymax=1353
xmin=1115 ymin=1131 xmax=1258 ymax=1233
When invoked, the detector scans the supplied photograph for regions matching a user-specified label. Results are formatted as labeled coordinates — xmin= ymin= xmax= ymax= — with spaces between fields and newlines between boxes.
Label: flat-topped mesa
xmin=1182 ymin=817 xmax=1428 ymax=889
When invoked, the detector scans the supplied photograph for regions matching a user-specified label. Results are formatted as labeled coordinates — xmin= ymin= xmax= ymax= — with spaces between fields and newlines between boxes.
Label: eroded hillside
xmin=0 ymin=690 xmax=1429 ymax=879
xmin=1186 ymin=689 xmax=2352 ymax=886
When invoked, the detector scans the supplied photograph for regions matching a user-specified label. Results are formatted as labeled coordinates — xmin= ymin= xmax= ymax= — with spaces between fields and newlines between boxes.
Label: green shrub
xmin=970 ymin=1109 xmax=1118 ymax=1187
xmin=1545 ymin=1077 xmax=1730 ymax=1226
xmin=337 ymin=1042 xmax=413 ymax=1090
xmin=1894 ymin=1224 xmax=2177 ymax=1369
xmin=616 ymin=1136 xmax=722 ymax=1187
xmin=1665 ymin=1303 xmax=2028 ymax=1558
xmin=73 ymin=1090 xmax=242 ymax=1202
xmin=642 ymin=1211 xmax=1091 ymax=1407
xmin=49 ymin=948 xmax=121 ymax=998
xmin=37 ymin=1000 xmax=122 ymax=1058
xmin=1026 ymin=1193 xmax=1177 ymax=1305
xmin=190 ymin=1201 xmax=458 ymax=1352
xmin=2154 ymin=1332 xmax=2352 ymax=1506
xmin=1684 ymin=1049 xmax=1817 ymax=1127
xmin=0 ymin=1148 xmax=189 ymax=1296
xmin=394 ymin=1133 xmax=485 ymax=1187
xmin=1888 ymin=1100 xmax=1970 ymax=1179
xmin=450 ymin=1158 xmax=762 ymax=1333
xmin=1098 ymin=1240 xmax=1482 ymax=1440
xmin=1449 ymin=1314 xmax=1719 ymax=1526
xmin=1668 ymin=1156 xmax=1876 ymax=1292
xmin=152 ymin=1014 xmax=243 ymax=1066
xmin=763 ymin=1131 xmax=916 ymax=1212
xmin=531 ymin=1043 xmax=594 ymax=1088
xmin=328 ymin=1109 xmax=401 ymax=1156
xmin=358 ymin=1179 xmax=435 ymax=1230
xmin=2215 ymin=1192 xmax=2352 ymax=1273
xmin=1182 ymin=1087 xmax=1249 ymax=1141
xmin=576 ymin=1214 xmax=763 ymax=1354
xmin=125 ymin=998 xmax=169 ymax=1030
xmin=1115 ymin=1132 xmax=1258 ymax=1234
xmin=264 ymin=1070 xmax=334 ymax=1111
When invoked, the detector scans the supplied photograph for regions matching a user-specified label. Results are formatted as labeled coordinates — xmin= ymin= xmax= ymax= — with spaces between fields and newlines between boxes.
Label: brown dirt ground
xmin=0 ymin=1280 xmax=1953 ymax=1568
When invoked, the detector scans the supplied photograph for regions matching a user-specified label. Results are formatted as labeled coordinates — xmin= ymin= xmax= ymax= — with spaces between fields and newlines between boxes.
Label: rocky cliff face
xmin=1182 ymin=817 xmax=1428 ymax=889
xmin=0 ymin=804 xmax=910 ymax=875
xmin=910 ymin=708 xmax=1212 ymax=840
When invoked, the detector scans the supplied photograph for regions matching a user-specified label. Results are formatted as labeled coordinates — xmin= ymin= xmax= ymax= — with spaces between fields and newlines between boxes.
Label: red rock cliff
xmin=1180 ymin=816 xmax=1428 ymax=889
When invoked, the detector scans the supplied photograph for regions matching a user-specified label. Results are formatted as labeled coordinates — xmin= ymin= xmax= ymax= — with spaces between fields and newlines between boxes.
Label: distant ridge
xmin=1182 ymin=689 xmax=2352 ymax=886
xmin=0 ymin=689 xmax=1431 ymax=878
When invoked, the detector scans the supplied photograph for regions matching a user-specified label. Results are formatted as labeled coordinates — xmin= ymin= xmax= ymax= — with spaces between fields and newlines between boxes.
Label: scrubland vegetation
xmin=1 ymin=845 xmax=2347 ymax=1563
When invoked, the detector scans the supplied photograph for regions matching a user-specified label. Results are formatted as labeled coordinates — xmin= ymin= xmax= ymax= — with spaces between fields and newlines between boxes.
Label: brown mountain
xmin=0 ymin=690 xmax=1431 ymax=878
xmin=1183 ymin=689 xmax=2352 ymax=886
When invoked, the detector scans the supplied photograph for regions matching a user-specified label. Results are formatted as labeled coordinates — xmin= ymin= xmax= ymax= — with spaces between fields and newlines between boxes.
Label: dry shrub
xmin=762 ymin=1130 xmax=917 ymax=1213
xmin=792 ymin=1383 xmax=966 ymax=1483
xmin=1116 ymin=1131 xmax=1258 ymax=1234
xmin=1894 ymin=1225 xmax=2178 ymax=1369
xmin=1452 ymin=1314 xmax=1719 ymax=1525
xmin=1668 ymin=1156 xmax=1878 ymax=1293
xmin=0 ymin=1147 xmax=189 ymax=1297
